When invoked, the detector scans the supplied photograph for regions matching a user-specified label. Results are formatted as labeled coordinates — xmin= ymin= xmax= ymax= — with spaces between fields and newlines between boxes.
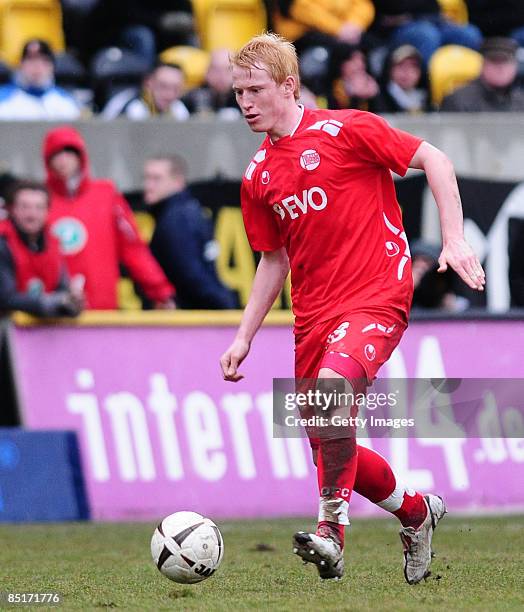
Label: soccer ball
xmin=151 ymin=511 xmax=224 ymax=584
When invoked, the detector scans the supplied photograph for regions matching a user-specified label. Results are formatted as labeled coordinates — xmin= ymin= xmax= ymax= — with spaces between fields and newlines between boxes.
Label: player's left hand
xmin=437 ymin=238 xmax=485 ymax=291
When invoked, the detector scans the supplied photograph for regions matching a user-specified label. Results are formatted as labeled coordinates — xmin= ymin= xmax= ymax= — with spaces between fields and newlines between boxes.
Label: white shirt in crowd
xmin=0 ymin=83 xmax=81 ymax=121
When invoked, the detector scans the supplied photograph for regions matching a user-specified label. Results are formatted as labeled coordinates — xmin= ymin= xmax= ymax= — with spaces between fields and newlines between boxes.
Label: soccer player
xmin=220 ymin=33 xmax=485 ymax=582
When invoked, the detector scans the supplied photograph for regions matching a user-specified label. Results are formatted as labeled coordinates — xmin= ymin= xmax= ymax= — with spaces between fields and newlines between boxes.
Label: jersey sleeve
xmin=240 ymin=179 xmax=284 ymax=252
xmin=344 ymin=111 xmax=423 ymax=177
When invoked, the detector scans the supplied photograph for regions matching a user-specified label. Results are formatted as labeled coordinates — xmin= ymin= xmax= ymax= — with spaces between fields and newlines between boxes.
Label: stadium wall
xmin=2 ymin=115 xmax=524 ymax=189
xmin=5 ymin=313 xmax=524 ymax=521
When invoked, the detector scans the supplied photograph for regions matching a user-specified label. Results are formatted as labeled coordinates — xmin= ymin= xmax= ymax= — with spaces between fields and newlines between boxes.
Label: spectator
xmin=102 ymin=62 xmax=189 ymax=119
xmin=0 ymin=180 xmax=84 ymax=317
xmin=182 ymin=49 xmax=240 ymax=119
xmin=373 ymin=44 xmax=430 ymax=113
xmin=43 ymin=126 xmax=175 ymax=310
xmin=327 ymin=44 xmax=379 ymax=110
xmin=440 ymin=37 xmax=524 ymax=112
xmin=273 ymin=0 xmax=375 ymax=54
xmin=0 ymin=40 xmax=82 ymax=121
xmin=371 ymin=0 xmax=482 ymax=66
xmin=143 ymin=154 xmax=238 ymax=309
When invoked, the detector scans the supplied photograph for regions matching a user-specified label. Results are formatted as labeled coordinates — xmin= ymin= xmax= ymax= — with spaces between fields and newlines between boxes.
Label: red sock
xmin=354 ymin=445 xmax=427 ymax=529
xmin=316 ymin=437 xmax=358 ymax=547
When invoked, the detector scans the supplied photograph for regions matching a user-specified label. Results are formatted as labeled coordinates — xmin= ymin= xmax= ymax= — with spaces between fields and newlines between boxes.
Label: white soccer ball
xmin=151 ymin=511 xmax=224 ymax=584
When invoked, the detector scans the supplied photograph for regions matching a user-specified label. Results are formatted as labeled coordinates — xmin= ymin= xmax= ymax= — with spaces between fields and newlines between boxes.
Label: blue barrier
xmin=0 ymin=429 xmax=89 ymax=522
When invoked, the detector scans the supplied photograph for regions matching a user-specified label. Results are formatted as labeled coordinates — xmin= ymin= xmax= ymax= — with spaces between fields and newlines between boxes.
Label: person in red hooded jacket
xmin=43 ymin=126 xmax=175 ymax=310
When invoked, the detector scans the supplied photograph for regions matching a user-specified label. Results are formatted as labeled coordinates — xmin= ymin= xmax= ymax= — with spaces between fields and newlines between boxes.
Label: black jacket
xmin=149 ymin=189 xmax=238 ymax=309
xmin=440 ymin=78 xmax=524 ymax=112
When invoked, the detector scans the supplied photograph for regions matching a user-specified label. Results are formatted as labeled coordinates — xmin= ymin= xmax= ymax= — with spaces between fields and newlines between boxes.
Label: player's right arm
xmin=220 ymin=247 xmax=289 ymax=382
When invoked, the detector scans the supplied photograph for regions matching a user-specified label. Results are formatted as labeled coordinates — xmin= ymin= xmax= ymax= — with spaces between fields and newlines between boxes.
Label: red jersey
xmin=241 ymin=108 xmax=423 ymax=333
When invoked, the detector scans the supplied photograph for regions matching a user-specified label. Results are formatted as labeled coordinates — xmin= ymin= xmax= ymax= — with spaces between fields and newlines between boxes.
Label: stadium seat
xmin=133 ymin=211 xmax=155 ymax=243
xmin=0 ymin=0 xmax=64 ymax=66
xmin=159 ymin=45 xmax=210 ymax=90
xmin=90 ymin=47 xmax=150 ymax=112
xmin=193 ymin=0 xmax=266 ymax=51
xmin=437 ymin=0 xmax=469 ymax=25
xmin=429 ymin=44 xmax=482 ymax=107
xmin=55 ymin=51 xmax=92 ymax=109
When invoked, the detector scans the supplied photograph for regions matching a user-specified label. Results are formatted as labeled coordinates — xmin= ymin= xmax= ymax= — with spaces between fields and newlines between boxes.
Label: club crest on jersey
xmin=300 ymin=149 xmax=321 ymax=171
xmin=261 ymin=170 xmax=270 ymax=184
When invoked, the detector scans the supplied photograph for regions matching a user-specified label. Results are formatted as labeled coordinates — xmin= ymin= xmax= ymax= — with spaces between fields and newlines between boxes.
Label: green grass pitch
xmin=1 ymin=515 xmax=523 ymax=611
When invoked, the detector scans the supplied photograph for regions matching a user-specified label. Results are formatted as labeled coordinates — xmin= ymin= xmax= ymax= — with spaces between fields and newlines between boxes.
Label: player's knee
xmin=317 ymin=369 xmax=355 ymax=398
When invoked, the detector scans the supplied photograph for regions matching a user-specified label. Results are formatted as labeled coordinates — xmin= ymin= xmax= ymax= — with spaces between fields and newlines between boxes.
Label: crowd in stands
xmin=0 ymin=1 xmax=522 ymax=119
xmin=0 ymin=1 xmax=524 ymax=317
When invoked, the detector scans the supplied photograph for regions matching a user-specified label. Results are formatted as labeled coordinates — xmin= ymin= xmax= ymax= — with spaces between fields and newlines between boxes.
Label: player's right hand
xmin=220 ymin=338 xmax=250 ymax=382
xmin=437 ymin=237 xmax=486 ymax=291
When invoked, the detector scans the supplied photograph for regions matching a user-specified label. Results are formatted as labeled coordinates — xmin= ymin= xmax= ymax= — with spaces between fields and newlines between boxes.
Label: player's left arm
xmin=409 ymin=141 xmax=485 ymax=291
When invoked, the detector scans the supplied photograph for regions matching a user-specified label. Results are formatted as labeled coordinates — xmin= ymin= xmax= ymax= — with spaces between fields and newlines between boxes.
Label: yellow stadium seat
xmin=0 ymin=0 xmax=64 ymax=66
xmin=159 ymin=45 xmax=210 ymax=90
xmin=133 ymin=211 xmax=156 ymax=243
xmin=429 ymin=44 xmax=482 ymax=106
xmin=191 ymin=0 xmax=211 ymax=46
xmin=193 ymin=0 xmax=266 ymax=51
xmin=437 ymin=0 xmax=469 ymax=25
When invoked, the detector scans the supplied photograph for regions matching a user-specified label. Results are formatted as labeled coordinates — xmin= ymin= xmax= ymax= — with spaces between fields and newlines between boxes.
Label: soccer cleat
xmin=399 ymin=494 xmax=447 ymax=585
xmin=292 ymin=531 xmax=344 ymax=580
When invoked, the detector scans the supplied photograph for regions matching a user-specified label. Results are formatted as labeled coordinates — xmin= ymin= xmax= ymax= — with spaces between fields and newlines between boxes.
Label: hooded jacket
xmin=43 ymin=126 xmax=174 ymax=309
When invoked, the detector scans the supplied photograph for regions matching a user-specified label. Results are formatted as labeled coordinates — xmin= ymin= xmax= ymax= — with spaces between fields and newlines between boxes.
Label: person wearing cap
xmin=441 ymin=37 xmax=524 ymax=112
xmin=373 ymin=44 xmax=430 ymax=114
xmin=0 ymin=39 xmax=81 ymax=121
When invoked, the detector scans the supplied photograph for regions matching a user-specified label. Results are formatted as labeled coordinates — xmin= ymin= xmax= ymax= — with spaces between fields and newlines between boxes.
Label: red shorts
xmin=295 ymin=310 xmax=407 ymax=384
